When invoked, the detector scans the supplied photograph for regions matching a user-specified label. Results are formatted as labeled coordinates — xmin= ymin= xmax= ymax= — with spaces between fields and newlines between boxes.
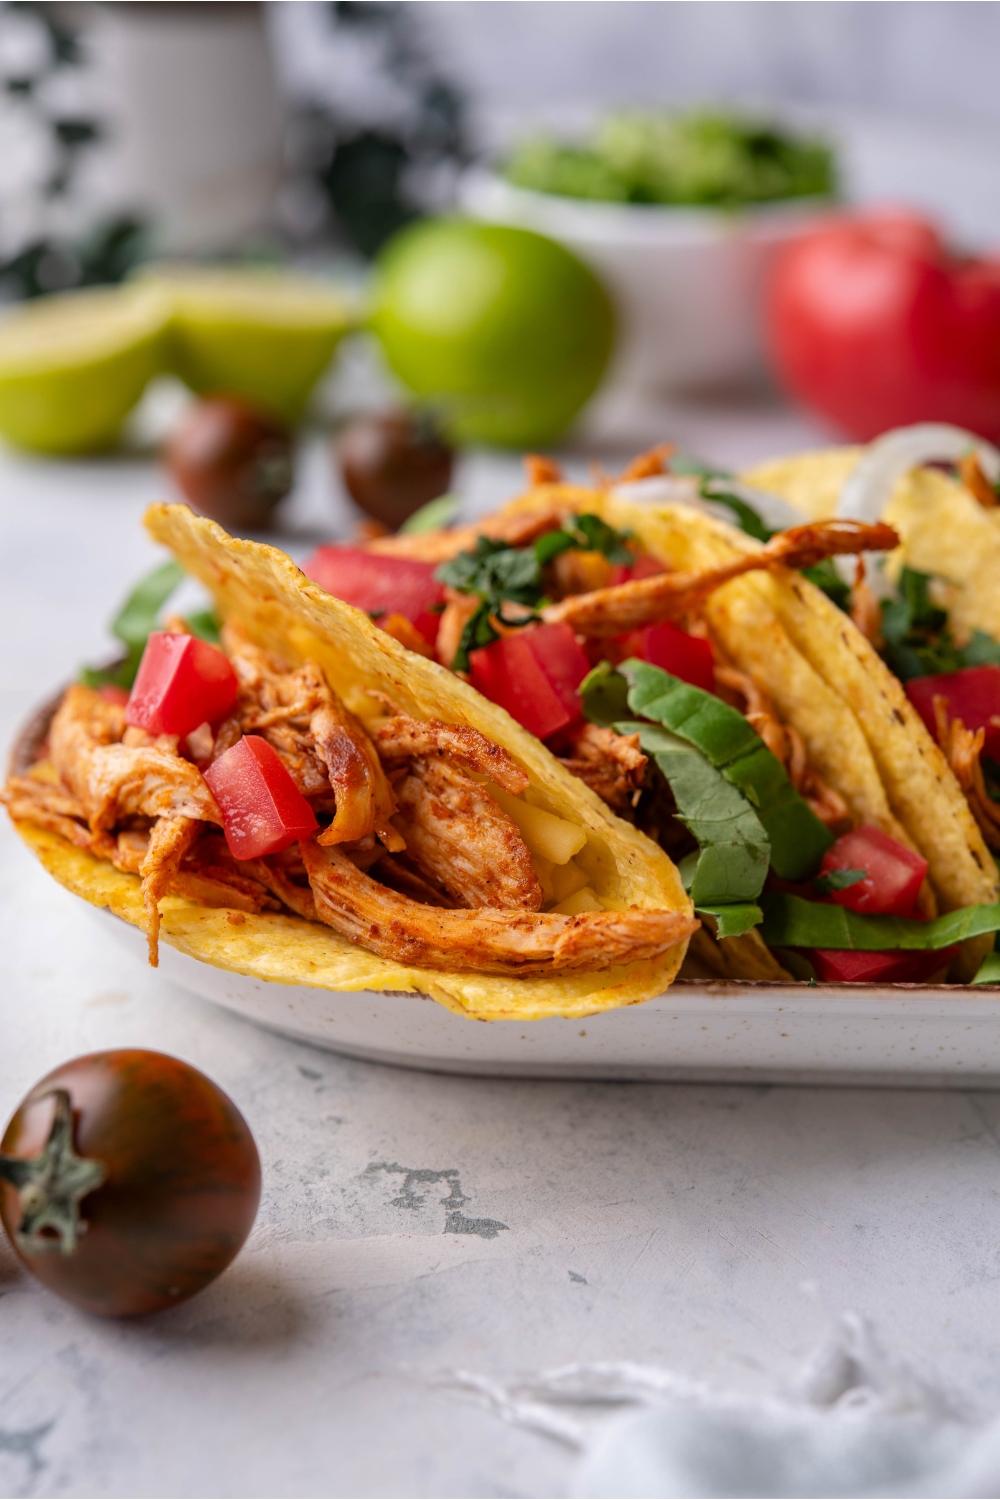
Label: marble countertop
xmin=3 ymin=406 xmax=1000 ymax=1499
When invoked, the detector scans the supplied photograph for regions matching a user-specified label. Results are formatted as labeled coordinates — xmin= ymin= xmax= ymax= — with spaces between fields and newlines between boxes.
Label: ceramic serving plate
xmin=94 ymin=907 xmax=1000 ymax=1088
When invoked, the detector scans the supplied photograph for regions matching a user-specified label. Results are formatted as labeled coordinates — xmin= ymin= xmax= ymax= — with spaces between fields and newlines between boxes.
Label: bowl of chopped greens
xmin=461 ymin=110 xmax=837 ymax=397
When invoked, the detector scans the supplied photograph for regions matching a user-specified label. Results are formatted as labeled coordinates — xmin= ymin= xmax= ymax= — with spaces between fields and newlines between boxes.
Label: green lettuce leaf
xmin=695 ymin=903 xmax=764 ymax=939
xmin=618 ymin=720 xmax=770 ymax=907
xmin=759 ymin=892 xmax=1000 ymax=951
xmin=620 ymin=660 xmax=833 ymax=879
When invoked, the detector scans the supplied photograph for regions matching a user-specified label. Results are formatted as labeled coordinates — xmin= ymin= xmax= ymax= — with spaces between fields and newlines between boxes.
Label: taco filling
xmin=301 ymin=445 xmax=1000 ymax=987
xmin=9 ymin=436 xmax=1000 ymax=1004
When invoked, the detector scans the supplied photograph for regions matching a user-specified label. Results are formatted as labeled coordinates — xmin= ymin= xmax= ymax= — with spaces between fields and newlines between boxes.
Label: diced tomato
xmin=620 ymin=621 xmax=715 ymax=693
xmin=469 ymin=623 xmax=590 ymax=742
xmin=810 ymin=946 xmax=959 ymax=984
xmin=126 ymin=632 xmax=238 ymax=739
xmin=303 ymin=546 xmax=445 ymax=645
xmin=204 ymin=735 xmax=318 ymax=859
xmin=907 ymin=665 xmax=1000 ymax=761
xmin=820 ymin=824 xmax=928 ymax=917
xmin=98 ymin=684 xmax=129 ymax=707
xmin=609 ymin=551 xmax=664 ymax=587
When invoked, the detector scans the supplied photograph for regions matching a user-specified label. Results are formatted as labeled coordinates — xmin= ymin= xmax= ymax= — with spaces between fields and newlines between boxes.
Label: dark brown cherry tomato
xmin=165 ymin=396 xmax=294 ymax=530
xmin=336 ymin=409 xmax=454 ymax=530
xmin=0 ymin=1050 xmax=260 ymax=1317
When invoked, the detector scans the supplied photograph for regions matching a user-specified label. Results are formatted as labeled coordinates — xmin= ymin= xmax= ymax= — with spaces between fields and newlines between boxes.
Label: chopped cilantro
xmin=434 ymin=514 xmax=633 ymax=669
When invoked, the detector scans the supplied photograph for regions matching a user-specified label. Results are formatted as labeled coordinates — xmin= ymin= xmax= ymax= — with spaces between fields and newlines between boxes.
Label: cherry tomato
xmin=165 ymin=397 xmax=294 ymax=530
xmin=125 ymin=630 xmax=239 ymax=738
xmin=204 ymin=734 xmax=318 ymax=859
xmin=469 ymin=623 xmax=589 ymax=742
xmin=819 ymin=824 xmax=928 ymax=918
xmin=0 ymin=1050 xmax=260 ymax=1317
xmin=336 ymin=410 xmax=453 ymax=530
xmin=766 ymin=210 xmax=1000 ymax=440
xmin=303 ymin=545 xmax=445 ymax=645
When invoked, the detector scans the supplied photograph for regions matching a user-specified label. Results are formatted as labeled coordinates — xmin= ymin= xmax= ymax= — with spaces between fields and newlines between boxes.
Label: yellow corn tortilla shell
xmin=10 ymin=503 xmax=693 ymax=1023
xmin=741 ymin=448 xmax=1000 ymax=645
xmin=473 ymin=481 xmax=998 ymax=978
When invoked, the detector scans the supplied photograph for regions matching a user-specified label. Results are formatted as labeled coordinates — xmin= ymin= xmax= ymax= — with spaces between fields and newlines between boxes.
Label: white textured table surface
xmin=3 ymin=415 xmax=1000 ymax=1499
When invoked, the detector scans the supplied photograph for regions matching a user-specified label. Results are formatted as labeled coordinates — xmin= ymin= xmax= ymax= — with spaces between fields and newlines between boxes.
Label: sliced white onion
xmin=837 ymin=423 xmax=1000 ymax=523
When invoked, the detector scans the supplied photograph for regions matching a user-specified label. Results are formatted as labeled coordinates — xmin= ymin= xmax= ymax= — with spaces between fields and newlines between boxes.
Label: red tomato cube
xmin=820 ymin=824 xmax=928 ymax=917
xmin=469 ymin=623 xmax=590 ymax=742
xmin=906 ymin=665 xmax=1000 ymax=761
xmin=126 ymin=632 xmax=238 ymax=739
xmin=303 ymin=546 xmax=445 ymax=645
xmin=204 ymin=736 xmax=318 ymax=859
xmin=811 ymin=946 xmax=959 ymax=984
xmin=608 ymin=552 xmax=664 ymax=587
xmin=622 ymin=621 xmax=715 ymax=693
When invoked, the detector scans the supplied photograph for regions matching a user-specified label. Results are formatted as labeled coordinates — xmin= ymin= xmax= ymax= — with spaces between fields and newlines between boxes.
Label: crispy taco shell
xmin=9 ymin=505 xmax=693 ymax=1022
xmin=454 ymin=480 xmax=998 ymax=980
xmin=742 ymin=448 xmax=1000 ymax=645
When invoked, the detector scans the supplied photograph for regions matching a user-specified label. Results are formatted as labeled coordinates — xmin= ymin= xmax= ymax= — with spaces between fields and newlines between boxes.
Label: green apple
xmin=0 ymin=286 xmax=169 ymax=455
xmin=138 ymin=266 xmax=353 ymax=424
xmin=370 ymin=219 xmax=615 ymax=447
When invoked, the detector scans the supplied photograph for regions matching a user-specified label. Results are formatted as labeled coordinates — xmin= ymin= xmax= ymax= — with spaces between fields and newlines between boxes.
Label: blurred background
xmin=2 ymin=0 xmax=1000 ymax=535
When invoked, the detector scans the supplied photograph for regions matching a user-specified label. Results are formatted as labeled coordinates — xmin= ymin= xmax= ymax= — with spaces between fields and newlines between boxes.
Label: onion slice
xmin=838 ymin=424 xmax=1000 ymax=524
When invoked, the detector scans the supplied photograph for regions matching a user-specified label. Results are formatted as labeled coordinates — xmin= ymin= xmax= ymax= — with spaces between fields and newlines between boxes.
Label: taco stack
xmin=6 ymin=435 xmax=1000 ymax=1014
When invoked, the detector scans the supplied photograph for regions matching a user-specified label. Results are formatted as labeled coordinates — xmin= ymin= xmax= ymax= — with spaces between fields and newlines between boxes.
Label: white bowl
xmin=460 ymin=169 xmax=829 ymax=398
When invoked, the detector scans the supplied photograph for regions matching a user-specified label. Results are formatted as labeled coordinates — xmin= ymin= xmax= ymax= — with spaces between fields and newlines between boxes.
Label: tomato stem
xmin=0 ymin=1090 xmax=106 ymax=1255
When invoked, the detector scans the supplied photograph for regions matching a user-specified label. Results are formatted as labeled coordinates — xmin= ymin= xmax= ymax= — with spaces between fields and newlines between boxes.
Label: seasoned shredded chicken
xmin=934 ymin=698 xmax=1000 ymax=851
xmin=50 ymin=684 xmax=220 ymax=832
xmin=391 ymin=756 xmax=542 ymax=910
xmin=543 ymin=520 xmax=900 ymax=636
xmin=373 ymin=715 xmax=529 ymax=793
xmin=558 ymin=724 xmax=647 ymax=814
xmin=300 ymin=841 xmax=697 ymax=975
xmin=219 ymin=622 xmax=402 ymax=851
xmin=715 ymin=664 xmax=851 ymax=832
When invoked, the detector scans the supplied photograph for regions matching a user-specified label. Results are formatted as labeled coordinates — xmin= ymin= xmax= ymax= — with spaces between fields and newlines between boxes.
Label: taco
xmin=304 ymin=446 xmax=1000 ymax=987
xmin=739 ymin=426 xmax=1000 ymax=906
xmin=2 ymin=504 xmax=696 ymax=1023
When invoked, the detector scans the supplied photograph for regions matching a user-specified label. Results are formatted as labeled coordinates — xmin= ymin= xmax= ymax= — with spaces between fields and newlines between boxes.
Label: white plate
xmin=96 ymin=910 xmax=1000 ymax=1088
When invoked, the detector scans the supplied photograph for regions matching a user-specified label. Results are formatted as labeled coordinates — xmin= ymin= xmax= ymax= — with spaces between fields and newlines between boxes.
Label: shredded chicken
xmin=959 ymin=453 xmax=998 ymax=510
xmin=524 ymin=454 xmax=564 ymax=486
xmin=373 ymin=715 xmax=529 ymax=794
xmin=715 ymin=664 xmax=851 ymax=832
xmin=301 ymin=841 xmax=698 ymax=975
xmin=139 ymin=816 xmax=201 ymax=964
xmin=435 ymin=588 xmax=482 ymax=670
xmin=558 ymin=724 xmax=647 ymax=814
xmin=390 ymin=756 xmax=542 ymax=910
xmin=934 ymin=697 xmax=1000 ymax=850
xmin=220 ymin=622 xmax=402 ymax=851
xmin=49 ymin=684 xmax=220 ymax=832
xmin=543 ymin=520 xmax=900 ymax=636
xmin=849 ymin=558 xmax=884 ymax=650
xmin=1 ymin=773 xmax=95 ymax=850
xmin=378 ymin=613 xmax=434 ymax=658
xmin=365 ymin=501 xmax=571 ymax=565
xmin=616 ymin=443 xmax=676 ymax=484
